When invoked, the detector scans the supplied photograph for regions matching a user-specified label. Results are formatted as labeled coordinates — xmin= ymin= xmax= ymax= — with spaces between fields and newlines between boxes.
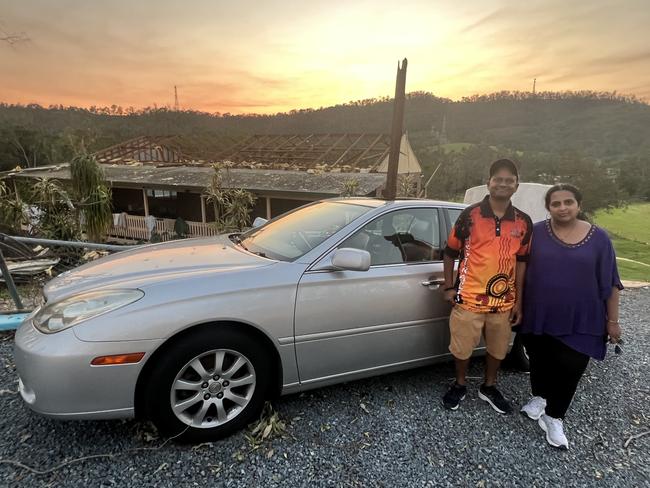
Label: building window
xmin=146 ymin=189 xmax=177 ymax=199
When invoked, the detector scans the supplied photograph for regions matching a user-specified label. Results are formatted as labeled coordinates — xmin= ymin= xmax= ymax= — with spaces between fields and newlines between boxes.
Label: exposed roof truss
xmin=92 ymin=133 xmax=394 ymax=172
xmin=214 ymin=133 xmax=391 ymax=171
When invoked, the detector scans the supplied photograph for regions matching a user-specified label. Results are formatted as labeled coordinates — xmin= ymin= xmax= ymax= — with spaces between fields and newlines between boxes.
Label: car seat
xmin=366 ymin=215 xmax=404 ymax=265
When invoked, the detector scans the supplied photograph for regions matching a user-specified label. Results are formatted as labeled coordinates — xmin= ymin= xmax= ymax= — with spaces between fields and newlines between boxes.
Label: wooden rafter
xmin=353 ymin=134 xmax=387 ymax=164
xmin=318 ymin=134 xmax=349 ymax=163
xmin=224 ymin=134 xmax=273 ymax=160
xmin=368 ymin=146 xmax=392 ymax=172
xmin=213 ymin=135 xmax=254 ymax=160
xmin=285 ymin=133 xmax=331 ymax=164
xmin=93 ymin=136 xmax=190 ymax=164
xmin=272 ymin=134 xmax=314 ymax=163
xmin=331 ymin=133 xmax=366 ymax=168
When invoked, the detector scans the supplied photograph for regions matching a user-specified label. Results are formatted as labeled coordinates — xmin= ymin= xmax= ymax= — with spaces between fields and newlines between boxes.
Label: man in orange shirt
xmin=442 ymin=159 xmax=532 ymax=413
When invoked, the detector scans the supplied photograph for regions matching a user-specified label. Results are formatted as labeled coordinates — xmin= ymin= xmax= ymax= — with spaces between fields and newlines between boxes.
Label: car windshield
xmin=238 ymin=201 xmax=374 ymax=261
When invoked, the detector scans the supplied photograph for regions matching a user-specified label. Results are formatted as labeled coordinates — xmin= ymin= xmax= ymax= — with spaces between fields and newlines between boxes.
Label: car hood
xmin=43 ymin=235 xmax=274 ymax=302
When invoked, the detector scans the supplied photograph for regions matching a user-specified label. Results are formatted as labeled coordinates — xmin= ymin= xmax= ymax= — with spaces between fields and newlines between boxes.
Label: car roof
xmin=326 ymin=197 xmax=466 ymax=209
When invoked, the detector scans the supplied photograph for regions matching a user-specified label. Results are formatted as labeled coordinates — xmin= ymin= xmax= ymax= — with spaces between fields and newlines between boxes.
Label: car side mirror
xmin=252 ymin=217 xmax=268 ymax=228
xmin=331 ymin=248 xmax=371 ymax=271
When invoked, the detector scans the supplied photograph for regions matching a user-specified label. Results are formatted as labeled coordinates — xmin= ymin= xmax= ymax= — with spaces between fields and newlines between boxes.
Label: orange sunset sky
xmin=1 ymin=0 xmax=649 ymax=114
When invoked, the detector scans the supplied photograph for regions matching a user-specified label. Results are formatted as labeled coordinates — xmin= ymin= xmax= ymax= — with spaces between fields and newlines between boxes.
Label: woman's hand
xmin=607 ymin=320 xmax=622 ymax=343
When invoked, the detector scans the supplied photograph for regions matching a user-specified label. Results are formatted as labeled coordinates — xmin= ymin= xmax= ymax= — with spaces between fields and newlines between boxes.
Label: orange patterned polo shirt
xmin=444 ymin=196 xmax=532 ymax=313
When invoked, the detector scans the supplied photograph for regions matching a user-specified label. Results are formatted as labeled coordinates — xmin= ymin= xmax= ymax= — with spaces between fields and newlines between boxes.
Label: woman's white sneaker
xmin=520 ymin=396 xmax=547 ymax=420
xmin=538 ymin=414 xmax=569 ymax=450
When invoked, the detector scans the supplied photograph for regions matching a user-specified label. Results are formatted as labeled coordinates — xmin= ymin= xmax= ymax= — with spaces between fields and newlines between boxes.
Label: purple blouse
xmin=519 ymin=220 xmax=623 ymax=360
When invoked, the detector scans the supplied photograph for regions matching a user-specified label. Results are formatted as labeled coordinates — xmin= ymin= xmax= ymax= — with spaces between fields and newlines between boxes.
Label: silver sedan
xmin=14 ymin=198 xmax=498 ymax=442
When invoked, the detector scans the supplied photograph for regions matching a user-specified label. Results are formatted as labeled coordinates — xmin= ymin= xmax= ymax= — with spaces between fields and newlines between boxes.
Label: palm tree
xmin=340 ymin=178 xmax=360 ymax=197
xmin=70 ymin=152 xmax=112 ymax=242
xmin=0 ymin=180 xmax=26 ymax=232
xmin=204 ymin=164 xmax=256 ymax=232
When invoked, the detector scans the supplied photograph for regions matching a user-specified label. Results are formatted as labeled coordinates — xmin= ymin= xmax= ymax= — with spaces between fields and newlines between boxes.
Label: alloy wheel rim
xmin=170 ymin=348 xmax=256 ymax=429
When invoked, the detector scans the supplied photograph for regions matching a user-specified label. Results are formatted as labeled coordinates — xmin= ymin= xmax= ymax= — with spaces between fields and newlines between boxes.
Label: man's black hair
xmin=489 ymin=158 xmax=519 ymax=180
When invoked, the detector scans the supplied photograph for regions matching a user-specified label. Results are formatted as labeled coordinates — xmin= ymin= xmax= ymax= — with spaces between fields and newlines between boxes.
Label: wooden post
xmin=142 ymin=188 xmax=150 ymax=216
xmin=266 ymin=197 xmax=272 ymax=219
xmin=384 ymin=58 xmax=408 ymax=200
xmin=0 ymin=249 xmax=24 ymax=310
xmin=200 ymin=195 xmax=207 ymax=223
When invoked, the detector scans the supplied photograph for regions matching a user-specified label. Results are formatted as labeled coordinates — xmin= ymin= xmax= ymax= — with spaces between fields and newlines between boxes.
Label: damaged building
xmin=7 ymin=133 xmax=422 ymax=240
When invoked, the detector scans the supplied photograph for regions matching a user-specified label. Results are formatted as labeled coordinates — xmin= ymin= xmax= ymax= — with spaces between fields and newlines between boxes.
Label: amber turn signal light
xmin=91 ymin=352 xmax=146 ymax=366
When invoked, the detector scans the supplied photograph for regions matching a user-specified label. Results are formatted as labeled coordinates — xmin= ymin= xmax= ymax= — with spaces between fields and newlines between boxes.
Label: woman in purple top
xmin=518 ymin=184 xmax=623 ymax=450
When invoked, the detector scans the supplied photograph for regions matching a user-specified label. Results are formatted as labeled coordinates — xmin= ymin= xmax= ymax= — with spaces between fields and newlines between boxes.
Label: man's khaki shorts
xmin=449 ymin=306 xmax=512 ymax=360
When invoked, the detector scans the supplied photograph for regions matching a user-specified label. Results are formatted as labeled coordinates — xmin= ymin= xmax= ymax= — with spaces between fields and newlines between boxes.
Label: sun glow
xmin=1 ymin=0 xmax=648 ymax=113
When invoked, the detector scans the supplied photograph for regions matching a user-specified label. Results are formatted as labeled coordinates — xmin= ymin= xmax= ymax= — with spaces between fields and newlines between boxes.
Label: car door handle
xmin=421 ymin=278 xmax=445 ymax=288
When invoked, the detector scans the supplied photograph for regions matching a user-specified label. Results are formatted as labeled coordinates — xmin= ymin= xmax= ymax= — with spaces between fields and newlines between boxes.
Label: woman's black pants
xmin=520 ymin=333 xmax=590 ymax=419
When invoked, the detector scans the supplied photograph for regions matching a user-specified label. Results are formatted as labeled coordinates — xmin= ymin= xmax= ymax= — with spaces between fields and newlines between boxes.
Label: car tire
xmin=504 ymin=333 xmax=530 ymax=372
xmin=143 ymin=326 xmax=272 ymax=443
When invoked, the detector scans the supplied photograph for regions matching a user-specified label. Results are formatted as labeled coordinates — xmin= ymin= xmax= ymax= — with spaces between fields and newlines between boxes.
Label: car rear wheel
xmin=143 ymin=326 xmax=271 ymax=443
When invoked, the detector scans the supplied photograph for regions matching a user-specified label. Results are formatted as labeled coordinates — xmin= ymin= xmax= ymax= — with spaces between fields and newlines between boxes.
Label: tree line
xmin=1 ymin=91 xmax=648 ymax=211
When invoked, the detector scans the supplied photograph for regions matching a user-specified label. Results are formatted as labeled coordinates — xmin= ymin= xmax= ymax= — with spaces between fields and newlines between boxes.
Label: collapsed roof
xmin=9 ymin=164 xmax=387 ymax=198
xmin=92 ymin=133 xmax=417 ymax=173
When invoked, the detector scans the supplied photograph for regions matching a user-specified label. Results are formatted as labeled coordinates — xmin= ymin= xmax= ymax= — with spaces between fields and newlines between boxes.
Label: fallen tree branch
xmin=0 ymin=454 xmax=115 ymax=475
xmin=0 ymin=425 xmax=189 ymax=476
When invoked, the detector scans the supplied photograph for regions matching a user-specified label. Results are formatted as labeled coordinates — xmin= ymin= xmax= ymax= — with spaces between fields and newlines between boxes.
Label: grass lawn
xmin=595 ymin=203 xmax=650 ymax=244
xmin=595 ymin=203 xmax=650 ymax=282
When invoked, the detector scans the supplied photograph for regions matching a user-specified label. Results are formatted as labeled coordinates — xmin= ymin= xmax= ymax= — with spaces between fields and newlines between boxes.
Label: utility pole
xmin=174 ymin=85 xmax=179 ymax=111
xmin=532 ymin=78 xmax=537 ymax=94
xmin=384 ymin=58 xmax=407 ymax=200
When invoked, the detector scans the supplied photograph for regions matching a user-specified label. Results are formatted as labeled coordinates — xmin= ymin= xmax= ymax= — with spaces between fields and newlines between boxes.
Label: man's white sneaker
xmin=520 ymin=396 xmax=547 ymax=420
xmin=538 ymin=414 xmax=569 ymax=450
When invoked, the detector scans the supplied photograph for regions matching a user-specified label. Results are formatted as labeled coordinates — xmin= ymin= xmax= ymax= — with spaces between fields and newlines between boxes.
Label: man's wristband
xmin=444 ymin=286 xmax=456 ymax=291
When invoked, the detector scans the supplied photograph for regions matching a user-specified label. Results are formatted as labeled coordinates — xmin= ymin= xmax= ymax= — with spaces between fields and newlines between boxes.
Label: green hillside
xmin=1 ymin=91 xmax=649 ymax=212
xmin=595 ymin=203 xmax=650 ymax=282
xmin=2 ymin=91 xmax=649 ymax=170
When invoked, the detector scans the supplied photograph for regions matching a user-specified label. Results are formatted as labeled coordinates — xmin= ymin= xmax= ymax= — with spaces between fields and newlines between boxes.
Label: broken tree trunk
xmin=384 ymin=58 xmax=408 ymax=200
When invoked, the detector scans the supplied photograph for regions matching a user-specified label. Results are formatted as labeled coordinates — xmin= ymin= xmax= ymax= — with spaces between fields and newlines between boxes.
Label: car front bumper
xmin=13 ymin=318 xmax=163 ymax=419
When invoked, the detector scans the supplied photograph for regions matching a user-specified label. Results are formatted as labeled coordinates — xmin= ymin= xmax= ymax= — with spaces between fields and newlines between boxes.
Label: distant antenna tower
xmin=174 ymin=85 xmax=179 ymax=111
xmin=532 ymin=78 xmax=537 ymax=94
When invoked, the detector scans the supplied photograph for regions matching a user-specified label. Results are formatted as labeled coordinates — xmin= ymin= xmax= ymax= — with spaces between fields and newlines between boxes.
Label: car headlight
xmin=32 ymin=289 xmax=144 ymax=334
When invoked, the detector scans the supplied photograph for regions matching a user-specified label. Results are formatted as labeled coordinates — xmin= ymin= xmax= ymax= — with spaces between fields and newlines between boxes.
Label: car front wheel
xmin=143 ymin=326 xmax=271 ymax=443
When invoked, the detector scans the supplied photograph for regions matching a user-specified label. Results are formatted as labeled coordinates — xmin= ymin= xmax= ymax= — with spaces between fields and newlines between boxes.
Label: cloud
xmin=589 ymin=50 xmax=650 ymax=68
xmin=2 ymin=0 xmax=649 ymax=112
xmin=460 ymin=8 xmax=508 ymax=34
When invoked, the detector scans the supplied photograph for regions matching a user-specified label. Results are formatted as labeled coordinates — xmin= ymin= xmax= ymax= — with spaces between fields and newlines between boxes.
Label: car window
xmin=340 ymin=208 xmax=442 ymax=266
xmin=448 ymin=208 xmax=462 ymax=226
xmin=239 ymin=201 xmax=373 ymax=261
